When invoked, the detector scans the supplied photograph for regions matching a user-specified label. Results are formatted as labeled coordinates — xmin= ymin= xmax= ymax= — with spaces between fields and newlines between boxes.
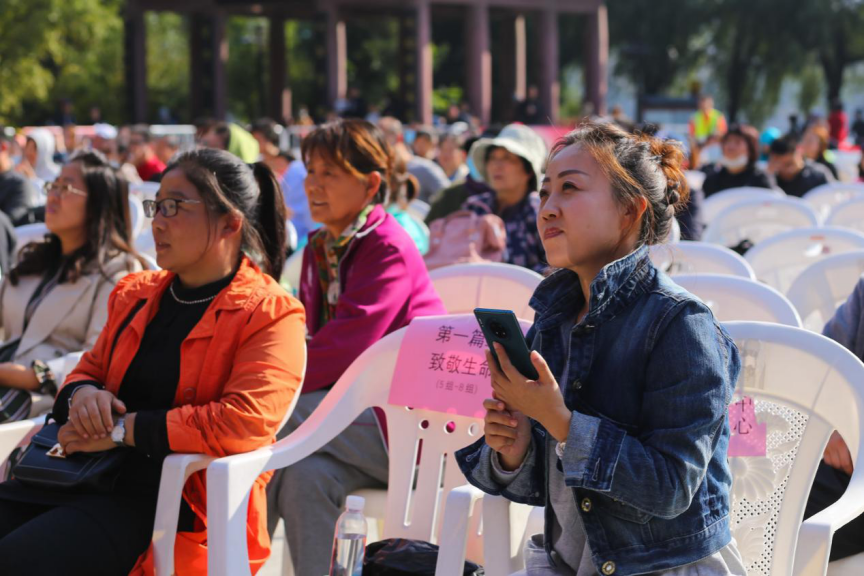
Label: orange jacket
xmin=62 ymin=257 xmax=306 ymax=575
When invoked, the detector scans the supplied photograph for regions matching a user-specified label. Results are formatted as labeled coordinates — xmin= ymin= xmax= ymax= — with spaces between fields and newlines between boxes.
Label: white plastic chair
xmin=703 ymin=197 xmax=821 ymax=249
xmin=744 ymin=227 xmax=864 ymax=293
xmin=702 ymin=187 xmax=785 ymax=223
xmin=685 ymin=170 xmax=706 ymax=192
xmin=825 ymin=196 xmax=864 ymax=234
xmin=129 ymin=181 xmax=160 ymax=199
xmin=281 ymin=249 xmax=304 ymax=296
xmin=13 ymin=223 xmax=49 ymax=258
xmin=205 ymin=321 xmax=493 ymax=576
xmin=673 ymin=274 xmax=801 ymax=327
xmin=803 ymin=183 xmax=864 ymax=222
xmin=649 ymin=241 xmax=756 ymax=279
xmin=477 ymin=322 xmax=864 ymax=576
xmin=285 ymin=219 xmax=298 ymax=252
xmin=428 ymin=262 xmax=543 ymax=319
xmin=786 ymin=250 xmax=864 ymax=332
xmin=407 ymin=199 xmax=431 ymax=222
xmin=0 ymin=357 xmax=306 ymax=576
xmin=128 ymin=195 xmax=146 ymax=240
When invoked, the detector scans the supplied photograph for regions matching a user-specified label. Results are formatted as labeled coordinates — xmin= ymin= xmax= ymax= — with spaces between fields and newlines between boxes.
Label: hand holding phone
xmin=482 ymin=398 xmax=531 ymax=470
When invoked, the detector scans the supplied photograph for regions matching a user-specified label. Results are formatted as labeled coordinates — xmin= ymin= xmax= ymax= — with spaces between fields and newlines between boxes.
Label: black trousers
xmin=0 ymin=495 xmax=156 ymax=576
xmin=804 ymin=461 xmax=864 ymax=561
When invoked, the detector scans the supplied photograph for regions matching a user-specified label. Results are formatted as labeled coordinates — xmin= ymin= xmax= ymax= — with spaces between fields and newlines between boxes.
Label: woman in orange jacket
xmin=0 ymin=148 xmax=306 ymax=576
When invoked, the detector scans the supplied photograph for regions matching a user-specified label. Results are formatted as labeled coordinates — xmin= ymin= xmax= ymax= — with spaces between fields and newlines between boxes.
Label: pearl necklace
xmin=169 ymin=283 xmax=218 ymax=305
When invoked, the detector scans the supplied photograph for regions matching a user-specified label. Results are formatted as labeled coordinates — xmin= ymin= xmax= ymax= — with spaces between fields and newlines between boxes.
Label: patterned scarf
xmin=310 ymin=204 xmax=376 ymax=324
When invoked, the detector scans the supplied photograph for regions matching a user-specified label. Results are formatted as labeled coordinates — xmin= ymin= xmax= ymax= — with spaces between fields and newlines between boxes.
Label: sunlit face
xmin=45 ymin=162 xmax=88 ymax=238
xmin=413 ymin=135 xmax=435 ymax=159
xmin=769 ymin=152 xmax=802 ymax=181
xmin=24 ymin=139 xmax=38 ymax=167
xmin=151 ymin=168 xmax=230 ymax=274
xmin=437 ymin=138 xmax=466 ymax=174
xmin=304 ymin=153 xmax=379 ymax=236
xmin=801 ymin=130 xmax=822 ymax=160
xmin=486 ymin=147 xmax=532 ymax=195
xmin=538 ymin=145 xmax=635 ymax=272
xmin=722 ymin=134 xmax=748 ymax=160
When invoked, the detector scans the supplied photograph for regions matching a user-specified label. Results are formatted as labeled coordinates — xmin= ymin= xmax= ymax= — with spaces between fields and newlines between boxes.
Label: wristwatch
xmin=111 ymin=415 xmax=127 ymax=447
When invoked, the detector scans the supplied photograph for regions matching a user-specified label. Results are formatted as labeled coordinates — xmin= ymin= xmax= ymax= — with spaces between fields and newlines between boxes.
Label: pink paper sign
xmin=388 ymin=314 xmax=530 ymax=419
xmin=728 ymin=396 xmax=767 ymax=457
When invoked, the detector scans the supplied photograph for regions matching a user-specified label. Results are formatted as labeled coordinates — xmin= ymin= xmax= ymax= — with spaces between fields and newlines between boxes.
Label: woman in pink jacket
xmin=266 ymin=119 xmax=445 ymax=576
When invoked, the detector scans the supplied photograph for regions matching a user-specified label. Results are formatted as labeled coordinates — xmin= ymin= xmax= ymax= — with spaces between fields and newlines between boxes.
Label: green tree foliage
xmin=0 ymin=0 xmax=125 ymax=125
xmin=146 ymin=11 xmax=189 ymax=122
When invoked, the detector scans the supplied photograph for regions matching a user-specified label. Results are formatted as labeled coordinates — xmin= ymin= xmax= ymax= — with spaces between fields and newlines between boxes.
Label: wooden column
xmin=538 ymin=7 xmax=560 ymax=124
xmin=124 ymin=0 xmax=148 ymax=123
xmin=466 ymin=3 xmax=491 ymax=125
xmin=585 ymin=3 xmax=609 ymax=117
xmin=269 ymin=16 xmax=289 ymax=122
xmin=514 ymin=13 xmax=527 ymax=103
xmin=325 ymin=3 xmax=347 ymax=110
xmin=190 ymin=11 xmax=228 ymax=120
xmin=415 ymin=0 xmax=433 ymax=125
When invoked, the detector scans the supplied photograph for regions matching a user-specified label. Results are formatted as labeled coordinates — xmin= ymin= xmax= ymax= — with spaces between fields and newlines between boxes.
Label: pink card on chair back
xmin=728 ymin=395 xmax=767 ymax=457
xmin=388 ymin=314 xmax=530 ymax=419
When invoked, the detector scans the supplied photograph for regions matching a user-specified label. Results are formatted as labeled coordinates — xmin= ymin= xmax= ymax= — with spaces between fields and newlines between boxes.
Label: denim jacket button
xmin=573 ymin=379 xmax=583 ymax=390
xmin=580 ymin=497 xmax=592 ymax=513
xmin=602 ymin=561 xmax=616 ymax=574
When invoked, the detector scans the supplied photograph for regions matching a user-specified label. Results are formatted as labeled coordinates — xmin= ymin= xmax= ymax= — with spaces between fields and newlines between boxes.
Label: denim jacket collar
xmin=530 ymin=245 xmax=653 ymax=331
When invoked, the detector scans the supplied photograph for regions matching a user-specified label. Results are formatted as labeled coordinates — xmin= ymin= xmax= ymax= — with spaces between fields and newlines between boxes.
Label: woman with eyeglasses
xmin=0 ymin=148 xmax=306 ymax=575
xmin=0 ymin=152 xmax=143 ymax=412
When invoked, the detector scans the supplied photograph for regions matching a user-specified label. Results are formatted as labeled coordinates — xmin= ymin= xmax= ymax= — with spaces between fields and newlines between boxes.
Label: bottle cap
xmin=346 ymin=495 xmax=365 ymax=512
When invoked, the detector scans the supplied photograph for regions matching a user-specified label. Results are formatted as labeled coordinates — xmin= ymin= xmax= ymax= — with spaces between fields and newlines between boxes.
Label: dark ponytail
xmin=164 ymin=148 xmax=288 ymax=281
xmin=251 ymin=162 xmax=287 ymax=279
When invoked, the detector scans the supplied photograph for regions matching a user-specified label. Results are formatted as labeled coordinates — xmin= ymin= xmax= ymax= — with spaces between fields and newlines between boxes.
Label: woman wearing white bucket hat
xmin=463 ymin=123 xmax=548 ymax=272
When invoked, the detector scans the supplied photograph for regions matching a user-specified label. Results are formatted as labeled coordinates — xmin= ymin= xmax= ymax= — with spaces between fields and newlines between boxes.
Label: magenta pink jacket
xmin=299 ymin=204 xmax=446 ymax=394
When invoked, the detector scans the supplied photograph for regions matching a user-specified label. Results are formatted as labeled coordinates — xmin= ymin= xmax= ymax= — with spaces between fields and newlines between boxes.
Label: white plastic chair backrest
xmin=129 ymin=181 xmax=160 ymax=199
xmin=285 ymin=219 xmax=298 ymax=252
xmin=407 ymin=199 xmax=431 ymax=222
xmin=429 ymin=262 xmax=543 ymax=319
xmin=685 ymin=170 xmax=706 ymax=192
xmin=786 ymin=250 xmax=864 ymax=332
xmin=649 ymin=241 xmax=756 ymax=279
xmin=128 ymin=195 xmax=146 ymax=240
xmin=825 ymin=196 xmax=864 ymax=233
xmin=13 ymin=223 xmax=49 ymax=258
xmin=803 ymin=182 xmax=864 ymax=221
xmin=702 ymin=187 xmax=785 ymax=223
xmin=673 ymin=274 xmax=801 ymax=326
xmin=721 ymin=322 xmax=864 ymax=576
xmin=267 ymin=321 xmax=491 ymax=546
xmin=702 ymin=197 xmax=820 ymax=248
xmin=281 ymin=249 xmax=304 ymax=295
xmin=744 ymin=227 xmax=864 ymax=293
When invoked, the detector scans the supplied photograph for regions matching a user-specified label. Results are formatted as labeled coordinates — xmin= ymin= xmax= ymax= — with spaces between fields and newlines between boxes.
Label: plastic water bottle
xmin=328 ymin=495 xmax=368 ymax=576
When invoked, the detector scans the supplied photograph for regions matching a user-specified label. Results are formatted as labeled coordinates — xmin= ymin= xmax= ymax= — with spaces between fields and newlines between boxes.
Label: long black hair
xmin=10 ymin=151 xmax=145 ymax=285
xmin=164 ymin=148 xmax=287 ymax=279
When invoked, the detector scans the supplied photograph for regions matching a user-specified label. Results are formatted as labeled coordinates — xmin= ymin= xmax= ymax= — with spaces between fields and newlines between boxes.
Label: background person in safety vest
xmin=690 ymin=94 xmax=728 ymax=167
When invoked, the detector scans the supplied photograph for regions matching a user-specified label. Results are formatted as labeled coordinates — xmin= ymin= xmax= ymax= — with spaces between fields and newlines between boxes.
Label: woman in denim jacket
xmin=456 ymin=123 xmax=746 ymax=575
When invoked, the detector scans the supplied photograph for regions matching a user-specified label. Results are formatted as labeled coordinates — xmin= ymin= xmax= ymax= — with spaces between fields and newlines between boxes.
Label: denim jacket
xmin=456 ymin=246 xmax=741 ymax=575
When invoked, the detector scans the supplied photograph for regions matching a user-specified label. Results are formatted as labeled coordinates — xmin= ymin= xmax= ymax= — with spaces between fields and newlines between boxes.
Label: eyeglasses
xmin=44 ymin=182 xmax=87 ymax=199
xmin=143 ymin=198 xmax=203 ymax=218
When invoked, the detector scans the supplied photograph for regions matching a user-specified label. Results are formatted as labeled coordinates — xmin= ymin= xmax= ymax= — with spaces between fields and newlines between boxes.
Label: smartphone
xmin=474 ymin=308 xmax=539 ymax=380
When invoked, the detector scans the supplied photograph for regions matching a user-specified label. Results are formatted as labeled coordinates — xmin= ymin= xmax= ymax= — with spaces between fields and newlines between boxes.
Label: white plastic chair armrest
xmin=0 ymin=417 xmax=42 ymax=466
xmin=151 ymin=453 xmax=214 ymax=576
xmin=793 ymin=468 xmax=864 ymax=576
xmin=435 ymin=484 xmax=484 ymax=576
xmin=483 ymin=494 xmax=517 ymax=576
xmin=46 ymin=351 xmax=84 ymax=386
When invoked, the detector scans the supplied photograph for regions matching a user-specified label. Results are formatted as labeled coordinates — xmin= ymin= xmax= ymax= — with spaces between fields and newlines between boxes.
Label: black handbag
xmin=10 ymin=415 xmax=127 ymax=492
xmin=363 ymin=538 xmax=484 ymax=576
xmin=0 ymin=338 xmax=32 ymax=424
xmin=7 ymin=299 xmax=146 ymax=491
